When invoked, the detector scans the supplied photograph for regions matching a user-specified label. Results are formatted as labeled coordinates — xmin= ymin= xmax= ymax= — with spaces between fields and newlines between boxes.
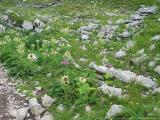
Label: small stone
xmin=16 ymin=107 xmax=28 ymax=120
xmin=137 ymin=49 xmax=144 ymax=55
xmin=148 ymin=61 xmax=156 ymax=68
xmin=57 ymin=104 xmax=65 ymax=112
xmin=42 ymin=94 xmax=55 ymax=108
xmin=22 ymin=21 xmax=33 ymax=30
xmin=29 ymin=98 xmax=46 ymax=117
xmin=115 ymin=50 xmax=126 ymax=59
xmin=105 ymin=104 xmax=124 ymax=119
xmin=138 ymin=6 xmax=157 ymax=15
xmin=152 ymin=35 xmax=160 ymax=41
xmin=154 ymin=65 xmax=160 ymax=74
xmin=9 ymin=108 xmax=17 ymax=118
xmin=149 ymin=44 xmax=156 ymax=50
xmin=135 ymin=75 xmax=157 ymax=88
xmin=40 ymin=112 xmax=54 ymax=120
xmin=99 ymin=83 xmax=122 ymax=97
xmin=85 ymin=105 xmax=92 ymax=112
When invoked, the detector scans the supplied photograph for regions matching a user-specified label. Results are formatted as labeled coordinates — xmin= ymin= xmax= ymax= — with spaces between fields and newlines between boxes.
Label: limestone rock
xmin=16 ymin=107 xmax=28 ymax=120
xmin=40 ymin=112 xmax=54 ymax=120
xmin=42 ymin=94 xmax=55 ymax=108
xmin=22 ymin=21 xmax=33 ymax=30
xmin=135 ymin=75 xmax=157 ymax=88
xmin=105 ymin=104 xmax=124 ymax=119
xmin=152 ymin=35 xmax=160 ymax=41
xmin=29 ymin=98 xmax=46 ymax=117
xmin=115 ymin=50 xmax=126 ymax=59
xmin=154 ymin=65 xmax=160 ymax=74
xmin=99 ymin=83 xmax=122 ymax=97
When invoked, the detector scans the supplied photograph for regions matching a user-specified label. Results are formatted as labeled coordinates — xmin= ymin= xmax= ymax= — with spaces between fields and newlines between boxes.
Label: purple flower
xmin=61 ymin=60 xmax=69 ymax=65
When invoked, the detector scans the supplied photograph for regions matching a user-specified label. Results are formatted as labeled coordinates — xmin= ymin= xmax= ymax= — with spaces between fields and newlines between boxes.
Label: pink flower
xmin=61 ymin=60 xmax=69 ymax=65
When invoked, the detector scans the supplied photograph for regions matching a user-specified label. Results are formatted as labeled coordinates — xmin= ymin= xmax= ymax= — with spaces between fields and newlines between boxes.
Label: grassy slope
xmin=0 ymin=0 xmax=160 ymax=120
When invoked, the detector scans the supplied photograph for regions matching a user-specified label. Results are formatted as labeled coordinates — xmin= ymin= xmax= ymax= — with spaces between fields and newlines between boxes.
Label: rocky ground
xmin=0 ymin=0 xmax=160 ymax=120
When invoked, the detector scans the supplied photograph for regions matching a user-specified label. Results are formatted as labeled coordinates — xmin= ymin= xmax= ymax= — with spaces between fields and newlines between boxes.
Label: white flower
xmin=27 ymin=54 xmax=38 ymax=61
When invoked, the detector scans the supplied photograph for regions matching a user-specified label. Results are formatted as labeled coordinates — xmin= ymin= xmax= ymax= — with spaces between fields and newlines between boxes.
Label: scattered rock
xmin=40 ymin=112 xmax=54 ymax=120
xmin=0 ymin=24 xmax=6 ymax=32
xmin=16 ymin=107 xmax=28 ymax=120
xmin=57 ymin=104 xmax=65 ymax=112
xmin=135 ymin=75 xmax=157 ymax=88
xmin=154 ymin=65 xmax=160 ymax=74
xmin=138 ymin=6 xmax=157 ymax=15
xmin=42 ymin=94 xmax=55 ymax=108
xmin=29 ymin=98 xmax=46 ymax=117
xmin=148 ymin=61 xmax=156 ymax=68
xmin=115 ymin=50 xmax=126 ymax=59
xmin=85 ymin=105 xmax=92 ymax=112
xmin=89 ymin=62 xmax=107 ymax=74
xmin=22 ymin=21 xmax=33 ymax=30
xmin=99 ymin=83 xmax=122 ymax=97
xmin=152 ymin=35 xmax=160 ymax=41
xmin=105 ymin=104 xmax=124 ymax=119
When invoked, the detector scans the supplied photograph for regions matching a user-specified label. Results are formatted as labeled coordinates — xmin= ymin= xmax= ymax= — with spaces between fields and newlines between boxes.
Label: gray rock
xmin=148 ymin=61 xmax=156 ymax=68
xmin=89 ymin=63 xmax=108 ymax=74
xmin=127 ymin=20 xmax=142 ymax=27
xmin=57 ymin=104 xmax=65 ymax=112
xmin=131 ymin=54 xmax=148 ymax=65
xmin=131 ymin=14 xmax=144 ymax=20
xmin=98 ymin=25 xmax=118 ymax=39
xmin=135 ymin=75 xmax=157 ymax=88
xmin=138 ymin=6 xmax=157 ymax=15
xmin=152 ymin=35 xmax=160 ymax=41
xmin=99 ymin=83 xmax=122 ymax=97
xmin=105 ymin=104 xmax=124 ymax=119
xmin=0 ymin=24 xmax=5 ymax=32
xmin=115 ymin=50 xmax=126 ymax=59
xmin=119 ymin=30 xmax=131 ymax=38
xmin=137 ymin=49 xmax=145 ymax=55
xmin=42 ymin=94 xmax=55 ymax=108
xmin=16 ymin=107 xmax=28 ymax=120
xmin=22 ymin=21 xmax=33 ymax=30
xmin=154 ymin=65 xmax=160 ymax=74
xmin=115 ymin=19 xmax=125 ymax=25
xmin=40 ymin=112 xmax=54 ymax=120
xmin=29 ymin=98 xmax=46 ymax=117
xmin=149 ymin=44 xmax=156 ymax=50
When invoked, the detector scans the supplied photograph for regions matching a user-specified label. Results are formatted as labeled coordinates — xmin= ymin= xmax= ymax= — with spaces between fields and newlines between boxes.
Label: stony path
xmin=0 ymin=64 xmax=28 ymax=120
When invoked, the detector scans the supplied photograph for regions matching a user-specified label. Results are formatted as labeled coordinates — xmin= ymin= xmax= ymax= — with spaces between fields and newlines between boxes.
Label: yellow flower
xmin=64 ymin=51 xmax=71 ymax=57
xmin=17 ymin=43 xmax=25 ymax=54
xmin=51 ymin=49 xmax=58 ymax=55
xmin=79 ymin=77 xmax=87 ymax=83
xmin=27 ymin=53 xmax=38 ymax=61
xmin=60 ymin=75 xmax=69 ymax=84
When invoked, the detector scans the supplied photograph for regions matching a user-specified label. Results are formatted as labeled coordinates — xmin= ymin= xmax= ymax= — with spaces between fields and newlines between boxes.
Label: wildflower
xmin=60 ymin=75 xmax=69 ymax=84
xmin=64 ymin=51 xmax=71 ymax=58
xmin=79 ymin=77 xmax=87 ymax=83
xmin=17 ymin=43 xmax=25 ymax=54
xmin=51 ymin=49 xmax=58 ymax=55
xmin=27 ymin=53 xmax=38 ymax=61
xmin=61 ymin=59 xmax=69 ymax=65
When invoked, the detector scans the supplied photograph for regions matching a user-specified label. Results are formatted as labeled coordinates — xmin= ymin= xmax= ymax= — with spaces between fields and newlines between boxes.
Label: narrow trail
xmin=0 ymin=64 xmax=28 ymax=120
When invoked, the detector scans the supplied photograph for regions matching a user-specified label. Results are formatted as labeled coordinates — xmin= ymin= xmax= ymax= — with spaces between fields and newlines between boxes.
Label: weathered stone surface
xmin=22 ymin=21 xmax=33 ymax=30
xmin=135 ymin=75 xmax=157 ymax=88
xmin=99 ymin=83 xmax=122 ymax=97
xmin=29 ymin=98 xmax=46 ymax=117
xmin=42 ymin=94 xmax=55 ymax=108
xmin=154 ymin=65 xmax=160 ymax=74
xmin=105 ymin=104 xmax=124 ymax=119
xmin=16 ymin=107 xmax=28 ymax=120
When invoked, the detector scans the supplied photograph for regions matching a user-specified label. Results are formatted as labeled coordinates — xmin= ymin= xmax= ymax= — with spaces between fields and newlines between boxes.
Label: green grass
xmin=0 ymin=0 xmax=160 ymax=119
